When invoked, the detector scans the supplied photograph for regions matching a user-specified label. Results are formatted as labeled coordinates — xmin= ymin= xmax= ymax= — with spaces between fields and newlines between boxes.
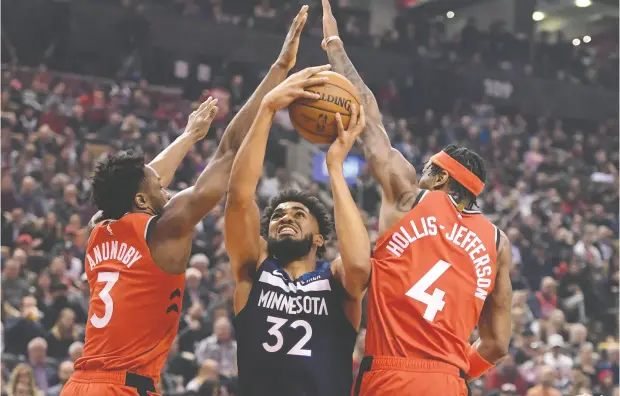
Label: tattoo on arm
xmin=326 ymin=44 xmax=391 ymax=155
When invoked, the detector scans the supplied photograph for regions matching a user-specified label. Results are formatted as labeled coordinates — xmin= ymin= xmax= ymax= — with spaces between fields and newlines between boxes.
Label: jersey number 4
xmin=405 ymin=260 xmax=451 ymax=322
xmin=90 ymin=272 xmax=119 ymax=328
xmin=263 ymin=316 xmax=312 ymax=357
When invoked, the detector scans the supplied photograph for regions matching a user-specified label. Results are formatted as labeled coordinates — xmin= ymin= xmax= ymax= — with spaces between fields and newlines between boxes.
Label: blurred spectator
xmin=525 ymin=365 xmax=562 ymax=396
xmin=26 ymin=337 xmax=55 ymax=392
xmin=6 ymin=363 xmax=43 ymax=396
xmin=45 ymin=360 xmax=73 ymax=396
xmin=195 ymin=317 xmax=237 ymax=379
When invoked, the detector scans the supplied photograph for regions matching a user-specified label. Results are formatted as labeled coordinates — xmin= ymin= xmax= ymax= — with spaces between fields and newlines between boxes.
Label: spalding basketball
xmin=289 ymin=71 xmax=361 ymax=145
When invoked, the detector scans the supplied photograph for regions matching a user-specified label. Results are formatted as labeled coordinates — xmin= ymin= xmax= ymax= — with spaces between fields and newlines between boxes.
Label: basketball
xmin=289 ymin=71 xmax=361 ymax=144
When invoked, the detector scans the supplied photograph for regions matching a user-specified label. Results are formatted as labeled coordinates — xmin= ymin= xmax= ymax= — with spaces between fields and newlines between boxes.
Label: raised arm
xmin=147 ymin=7 xmax=311 ymax=274
xmin=326 ymin=105 xmax=371 ymax=302
xmin=465 ymin=231 xmax=513 ymax=382
xmin=321 ymin=0 xmax=419 ymax=233
xmin=226 ymin=65 xmax=330 ymax=313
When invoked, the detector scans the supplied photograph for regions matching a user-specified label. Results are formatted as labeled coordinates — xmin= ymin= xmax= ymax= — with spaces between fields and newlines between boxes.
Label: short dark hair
xmin=429 ymin=144 xmax=486 ymax=209
xmin=261 ymin=189 xmax=334 ymax=259
xmin=91 ymin=150 xmax=145 ymax=219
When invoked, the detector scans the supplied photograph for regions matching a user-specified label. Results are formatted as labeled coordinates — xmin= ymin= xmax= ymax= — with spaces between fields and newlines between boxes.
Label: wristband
xmin=321 ymin=36 xmax=342 ymax=51
xmin=466 ymin=347 xmax=495 ymax=379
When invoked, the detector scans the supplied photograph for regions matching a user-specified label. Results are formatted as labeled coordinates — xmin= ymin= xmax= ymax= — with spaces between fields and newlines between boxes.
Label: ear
xmin=135 ymin=193 xmax=149 ymax=210
xmin=433 ymin=170 xmax=450 ymax=190
xmin=314 ymin=233 xmax=324 ymax=248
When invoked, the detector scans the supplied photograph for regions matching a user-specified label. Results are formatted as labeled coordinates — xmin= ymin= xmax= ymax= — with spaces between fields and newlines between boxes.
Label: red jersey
xmin=74 ymin=213 xmax=185 ymax=382
xmin=366 ymin=190 xmax=500 ymax=372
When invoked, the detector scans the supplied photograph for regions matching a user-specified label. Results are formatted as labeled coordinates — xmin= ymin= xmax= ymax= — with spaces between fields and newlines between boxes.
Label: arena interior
xmin=1 ymin=0 xmax=618 ymax=395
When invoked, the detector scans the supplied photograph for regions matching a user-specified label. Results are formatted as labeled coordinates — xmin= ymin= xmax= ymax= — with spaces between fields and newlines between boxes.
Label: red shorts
xmin=60 ymin=370 xmax=161 ymax=396
xmin=352 ymin=356 xmax=468 ymax=396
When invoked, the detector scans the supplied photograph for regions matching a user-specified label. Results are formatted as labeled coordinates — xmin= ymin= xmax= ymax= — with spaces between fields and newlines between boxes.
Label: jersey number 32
xmin=405 ymin=260 xmax=451 ymax=322
xmin=262 ymin=316 xmax=312 ymax=357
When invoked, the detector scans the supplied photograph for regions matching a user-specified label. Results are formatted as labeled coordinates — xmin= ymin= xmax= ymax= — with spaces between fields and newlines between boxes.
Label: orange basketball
xmin=288 ymin=71 xmax=361 ymax=145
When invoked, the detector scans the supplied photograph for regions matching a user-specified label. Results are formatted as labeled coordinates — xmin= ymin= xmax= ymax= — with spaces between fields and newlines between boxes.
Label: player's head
xmin=261 ymin=189 xmax=333 ymax=263
xmin=91 ymin=150 xmax=169 ymax=219
xmin=419 ymin=145 xmax=486 ymax=210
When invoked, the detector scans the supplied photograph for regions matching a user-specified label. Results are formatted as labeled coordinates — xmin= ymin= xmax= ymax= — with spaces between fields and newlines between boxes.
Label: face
xmin=418 ymin=161 xmax=449 ymax=191
xmin=58 ymin=362 xmax=74 ymax=382
xmin=267 ymin=202 xmax=323 ymax=263
xmin=214 ymin=320 xmax=232 ymax=342
xmin=137 ymin=166 xmax=169 ymax=215
xmin=59 ymin=310 xmax=75 ymax=328
xmin=28 ymin=344 xmax=46 ymax=365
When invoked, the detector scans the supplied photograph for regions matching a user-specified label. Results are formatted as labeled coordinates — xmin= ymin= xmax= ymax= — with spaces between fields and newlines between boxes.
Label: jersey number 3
xmin=405 ymin=260 xmax=451 ymax=322
xmin=90 ymin=272 xmax=120 ymax=328
xmin=263 ymin=316 xmax=312 ymax=357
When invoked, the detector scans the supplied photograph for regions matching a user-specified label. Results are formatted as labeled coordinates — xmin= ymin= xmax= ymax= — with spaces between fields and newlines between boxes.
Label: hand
xmin=183 ymin=97 xmax=219 ymax=142
xmin=274 ymin=5 xmax=309 ymax=72
xmin=262 ymin=64 xmax=331 ymax=111
xmin=322 ymin=0 xmax=340 ymax=42
xmin=326 ymin=104 xmax=365 ymax=167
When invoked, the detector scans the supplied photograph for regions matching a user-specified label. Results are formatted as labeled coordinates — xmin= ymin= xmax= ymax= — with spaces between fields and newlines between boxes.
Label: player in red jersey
xmin=320 ymin=1 xmax=513 ymax=395
xmin=61 ymin=9 xmax=310 ymax=396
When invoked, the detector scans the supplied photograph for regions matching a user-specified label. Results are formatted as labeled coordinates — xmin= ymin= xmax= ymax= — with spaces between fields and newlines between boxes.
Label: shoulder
xmin=497 ymin=229 xmax=510 ymax=255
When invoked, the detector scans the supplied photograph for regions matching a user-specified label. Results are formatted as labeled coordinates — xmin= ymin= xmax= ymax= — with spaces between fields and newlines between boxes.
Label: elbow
xmin=486 ymin=339 xmax=510 ymax=362
xmin=493 ymin=341 xmax=510 ymax=360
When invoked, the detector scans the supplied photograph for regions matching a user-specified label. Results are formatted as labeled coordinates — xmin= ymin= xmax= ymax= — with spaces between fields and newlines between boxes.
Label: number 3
xmin=263 ymin=316 xmax=313 ymax=356
xmin=90 ymin=272 xmax=119 ymax=328
xmin=406 ymin=260 xmax=451 ymax=322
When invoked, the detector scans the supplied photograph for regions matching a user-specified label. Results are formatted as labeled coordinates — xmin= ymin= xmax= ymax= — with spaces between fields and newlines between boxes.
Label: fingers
xmin=335 ymin=112 xmax=345 ymax=140
xmin=295 ymin=5 xmax=309 ymax=34
xmin=207 ymin=105 xmax=219 ymax=120
xmin=357 ymin=105 xmax=366 ymax=127
xmin=193 ymin=97 xmax=219 ymax=122
xmin=297 ymin=76 xmax=329 ymax=88
xmin=353 ymin=105 xmax=365 ymax=138
xmin=300 ymin=90 xmax=321 ymax=100
xmin=322 ymin=0 xmax=332 ymax=14
xmin=301 ymin=64 xmax=331 ymax=77
xmin=349 ymin=104 xmax=358 ymax=126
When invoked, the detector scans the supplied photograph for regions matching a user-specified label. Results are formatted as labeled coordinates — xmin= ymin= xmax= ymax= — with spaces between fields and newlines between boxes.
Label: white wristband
xmin=321 ymin=36 xmax=342 ymax=51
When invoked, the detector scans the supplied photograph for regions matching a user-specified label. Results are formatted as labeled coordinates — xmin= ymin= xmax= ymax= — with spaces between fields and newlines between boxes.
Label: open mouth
xmin=277 ymin=225 xmax=297 ymax=236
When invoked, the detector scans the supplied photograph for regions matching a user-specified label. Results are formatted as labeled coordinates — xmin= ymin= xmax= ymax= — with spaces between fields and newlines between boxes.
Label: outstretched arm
xmin=327 ymin=105 xmax=371 ymax=300
xmin=147 ymin=7 xmax=312 ymax=275
xmin=226 ymin=65 xmax=330 ymax=313
xmin=465 ymin=231 xmax=513 ymax=382
xmin=322 ymin=0 xmax=418 ymax=233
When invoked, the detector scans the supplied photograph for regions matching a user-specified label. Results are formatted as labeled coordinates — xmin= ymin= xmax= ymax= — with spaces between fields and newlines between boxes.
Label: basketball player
xmin=224 ymin=66 xmax=370 ymax=395
xmin=60 ymin=7 xmax=313 ymax=396
xmin=321 ymin=1 xmax=513 ymax=395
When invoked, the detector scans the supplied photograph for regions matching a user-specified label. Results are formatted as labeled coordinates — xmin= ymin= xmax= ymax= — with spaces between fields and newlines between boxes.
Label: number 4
xmin=405 ymin=260 xmax=451 ymax=322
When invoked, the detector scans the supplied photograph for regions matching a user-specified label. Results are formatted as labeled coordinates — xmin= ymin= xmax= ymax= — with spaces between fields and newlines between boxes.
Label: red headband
xmin=430 ymin=151 xmax=485 ymax=196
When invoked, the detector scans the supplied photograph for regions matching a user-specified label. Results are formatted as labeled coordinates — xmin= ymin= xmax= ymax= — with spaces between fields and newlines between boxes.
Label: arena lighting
xmin=532 ymin=11 xmax=546 ymax=21
xmin=446 ymin=11 xmax=455 ymax=19
xmin=573 ymin=38 xmax=581 ymax=46
xmin=574 ymin=0 xmax=592 ymax=7
xmin=583 ymin=35 xmax=592 ymax=43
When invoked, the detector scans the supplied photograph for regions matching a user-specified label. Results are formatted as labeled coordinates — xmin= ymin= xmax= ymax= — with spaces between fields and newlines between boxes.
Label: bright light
xmin=446 ymin=11 xmax=455 ymax=19
xmin=532 ymin=11 xmax=546 ymax=21
xmin=572 ymin=38 xmax=581 ymax=46
xmin=575 ymin=0 xmax=592 ymax=7
xmin=583 ymin=35 xmax=592 ymax=43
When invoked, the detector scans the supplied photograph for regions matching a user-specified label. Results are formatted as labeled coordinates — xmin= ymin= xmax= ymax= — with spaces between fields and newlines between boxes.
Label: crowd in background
xmin=1 ymin=2 xmax=619 ymax=395
xmin=154 ymin=0 xmax=618 ymax=88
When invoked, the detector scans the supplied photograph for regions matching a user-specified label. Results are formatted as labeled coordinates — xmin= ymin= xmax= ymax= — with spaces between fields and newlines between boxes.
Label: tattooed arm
xmin=321 ymin=0 xmax=419 ymax=233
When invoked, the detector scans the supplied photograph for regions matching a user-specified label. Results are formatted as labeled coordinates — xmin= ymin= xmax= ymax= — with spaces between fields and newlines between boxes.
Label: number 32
xmin=263 ymin=316 xmax=313 ymax=357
